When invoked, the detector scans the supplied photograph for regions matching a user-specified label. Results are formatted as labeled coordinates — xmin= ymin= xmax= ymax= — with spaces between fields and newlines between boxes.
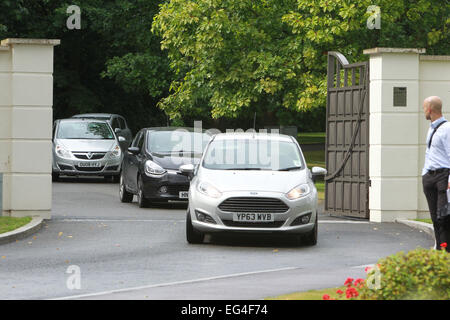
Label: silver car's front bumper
xmin=52 ymin=152 xmax=122 ymax=176
xmin=189 ymin=188 xmax=318 ymax=235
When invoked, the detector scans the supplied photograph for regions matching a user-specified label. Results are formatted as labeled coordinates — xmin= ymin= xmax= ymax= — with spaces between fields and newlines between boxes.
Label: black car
xmin=119 ymin=127 xmax=212 ymax=207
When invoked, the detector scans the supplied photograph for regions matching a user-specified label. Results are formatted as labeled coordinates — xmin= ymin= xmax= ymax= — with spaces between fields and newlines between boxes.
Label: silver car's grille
xmin=73 ymin=152 xmax=106 ymax=160
xmin=218 ymin=197 xmax=289 ymax=213
xmin=74 ymin=165 xmax=105 ymax=172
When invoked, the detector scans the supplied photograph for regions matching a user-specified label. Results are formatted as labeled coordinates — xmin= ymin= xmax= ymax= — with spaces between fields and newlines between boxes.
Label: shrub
xmin=359 ymin=246 xmax=450 ymax=300
xmin=323 ymin=245 xmax=449 ymax=300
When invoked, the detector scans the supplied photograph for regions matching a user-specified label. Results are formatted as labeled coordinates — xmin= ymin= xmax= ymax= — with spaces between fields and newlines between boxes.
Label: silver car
xmin=52 ymin=118 xmax=124 ymax=181
xmin=180 ymin=132 xmax=327 ymax=246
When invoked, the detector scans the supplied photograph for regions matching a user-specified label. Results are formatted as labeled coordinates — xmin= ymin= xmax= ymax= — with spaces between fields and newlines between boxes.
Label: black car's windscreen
xmin=57 ymin=122 xmax=114 ymax=140
xmin=147 ymin=131 xmax=210 ymax=154
xmin=202 ymin=139 xmax=304 ymax=171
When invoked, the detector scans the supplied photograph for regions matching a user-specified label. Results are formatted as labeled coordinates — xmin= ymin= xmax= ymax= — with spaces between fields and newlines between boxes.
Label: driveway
xmin=0 ymin=177 xmax=432 ymax=299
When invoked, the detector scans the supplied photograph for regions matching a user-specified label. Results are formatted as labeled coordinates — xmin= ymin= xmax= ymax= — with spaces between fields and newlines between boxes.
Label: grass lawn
xmin=303 ymin=149 xmax=325 ymax=200
xmin=266 ymin=286 xmax=347 ymax=300
xmin=0 ymin=216 xmax=32 ymax=234
xmin=297 ymin=132 xmax=326 ymax=145
xmin=414 ymin=219 xmax=432 ymax=224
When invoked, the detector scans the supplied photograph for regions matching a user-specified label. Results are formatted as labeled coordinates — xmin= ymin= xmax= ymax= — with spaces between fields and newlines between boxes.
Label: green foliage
xmin=1 ymin=1 xmax=448 ymax=132
xmin=153 ymin=0 xmax=449 ymax=124
xmin=359 ymin=248 xmax=450 ymax=300
xmin=0 ymin=0 xmax=169 ymax=133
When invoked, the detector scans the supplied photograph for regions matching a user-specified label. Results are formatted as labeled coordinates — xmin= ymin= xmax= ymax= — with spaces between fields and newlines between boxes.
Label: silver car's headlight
xmin=144 ymin=160 xmax=166 ymax=177
xmin=197 ymin=181 xmax=222 ymax=198
xmin=55 ymin=144 xmax=72 ymax=159
xmin=286 ymin=183 xmax=311 ymax=200
xmin=110 ymin=144 xmax=121 ymax=158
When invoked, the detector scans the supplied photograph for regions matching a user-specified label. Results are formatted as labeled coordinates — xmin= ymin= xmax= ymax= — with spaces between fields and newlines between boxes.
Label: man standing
xmin=422 ymin=96 xmax=450 ymax=252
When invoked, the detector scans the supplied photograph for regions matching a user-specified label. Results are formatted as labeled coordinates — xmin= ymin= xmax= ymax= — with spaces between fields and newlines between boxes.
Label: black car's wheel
xmin=186 ymin=210 xmax=204 ymax=244
xmin=119 ymin=174 xmax=133 ymax=203
xmin=52 ymin=172 xmax=60 ymax=182
xmin=300 ymin=214 xmax=318 ymax=246
xmin=137 ymin=175 xmax=150 ymax=208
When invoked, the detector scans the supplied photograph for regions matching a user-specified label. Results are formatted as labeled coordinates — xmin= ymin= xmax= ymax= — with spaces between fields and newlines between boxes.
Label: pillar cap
xmin=363 ymin=47 xmax=426 ymax=55
xmin=1 ymin=38 xmax=60 ymax=46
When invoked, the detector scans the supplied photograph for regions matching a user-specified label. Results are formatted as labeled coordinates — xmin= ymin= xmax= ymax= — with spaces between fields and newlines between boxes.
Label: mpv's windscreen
xmin=202 ymin=139 xmax=304 ymax=171
xmin=147 ymin=131 xmax=210 ymax=154
xmin=57 ymin=122 xmax=114 ymax=140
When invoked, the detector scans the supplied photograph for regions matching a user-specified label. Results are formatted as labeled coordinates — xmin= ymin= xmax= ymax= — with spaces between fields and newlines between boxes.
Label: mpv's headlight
xmin=111 ymin=144 xmax=121 ymax=158
xmin=286 ymin=183 xmax=311 ymax=200
xmin=197 ymin=181 xmax=222 ymax=198
xmin=144 ymin=160 xmax=166 ymax=177
xmin=55 ymin=144 xmax=72 ymax=159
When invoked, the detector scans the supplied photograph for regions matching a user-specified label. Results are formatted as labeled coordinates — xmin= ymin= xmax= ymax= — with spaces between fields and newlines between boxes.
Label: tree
xmin=0 ymin=0 xmax=171 ymax=133
xmin=152 ymin=0 xmax=449 ymax=124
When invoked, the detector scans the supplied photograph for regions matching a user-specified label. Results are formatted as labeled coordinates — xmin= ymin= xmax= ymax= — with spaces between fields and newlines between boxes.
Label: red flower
xmin=365 ymin=266 xmax=372 ymax=273
xmin=354 ymin=278 xmax=365 ymax=288
xmin=336 ymin=289 xmax=344 ymax=295
xmin=346 ymin=287 xmax=359 ymax=299
xmin=323 ymin=294 xmax=331 ymax=300
xmin=344 ymin=277 xmax=354 ymax=287
xmin=440 ymin=242 xmax=447 ymax=249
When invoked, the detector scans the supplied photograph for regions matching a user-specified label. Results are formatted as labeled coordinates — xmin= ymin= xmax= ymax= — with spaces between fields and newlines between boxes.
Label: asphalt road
xmin=0 ymin=177 xmax=433 ymax=300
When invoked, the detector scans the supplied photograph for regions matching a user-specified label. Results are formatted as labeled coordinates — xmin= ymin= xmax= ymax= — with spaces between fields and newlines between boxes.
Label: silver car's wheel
xmin=119 ymin=174 xmax=133 ymax=203
xmin=186 ymin=210 xmax=204 ymax=244
xmin=301 ymin=215 xmax=318 ymax=246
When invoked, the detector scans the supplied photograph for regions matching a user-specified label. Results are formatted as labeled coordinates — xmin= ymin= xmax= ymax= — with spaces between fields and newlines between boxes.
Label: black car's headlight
xmin=144 ymin=160 xmax=166 ymax=177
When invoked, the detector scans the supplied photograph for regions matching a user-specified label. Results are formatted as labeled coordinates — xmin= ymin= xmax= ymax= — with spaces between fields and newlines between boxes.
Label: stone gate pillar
xmin=0 ymin=38 xmax=60 ymax=219
xmin=364 ymin=48 xmax=428 ymax=222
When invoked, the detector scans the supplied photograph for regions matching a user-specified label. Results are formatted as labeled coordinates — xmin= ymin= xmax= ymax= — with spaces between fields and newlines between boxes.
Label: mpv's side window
xmin=111 ymin=117 xmax=120 ymax=130
xmin=118 ymin=117 xmax=126 ymax=130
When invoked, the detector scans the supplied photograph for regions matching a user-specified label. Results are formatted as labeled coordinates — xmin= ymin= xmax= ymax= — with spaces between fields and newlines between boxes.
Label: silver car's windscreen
xmin=202 ymin=139 xmax=304 ymax=171
xmin=147 ymin=131 xmax=210 ymax=154
xmin=57 ymin=122 xmax=114 ymax=140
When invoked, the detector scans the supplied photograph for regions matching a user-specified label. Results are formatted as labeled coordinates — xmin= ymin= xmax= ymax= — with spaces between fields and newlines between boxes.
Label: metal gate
xmin=324 ymin=52 xmax=370 ymax=219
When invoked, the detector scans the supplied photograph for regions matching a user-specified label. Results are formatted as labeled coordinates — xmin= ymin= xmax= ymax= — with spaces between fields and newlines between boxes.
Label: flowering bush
xmin=323 ymin=244 xmax=450 ymax=300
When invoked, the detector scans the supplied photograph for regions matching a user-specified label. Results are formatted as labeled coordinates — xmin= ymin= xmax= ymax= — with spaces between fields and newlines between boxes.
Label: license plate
xmin=233 ymin=213 xmax=274 ymax=222
xmin=78 ymin=162 xmax=101 ymax=168
xmin=179 ymin=191 xmax=189 ymax=199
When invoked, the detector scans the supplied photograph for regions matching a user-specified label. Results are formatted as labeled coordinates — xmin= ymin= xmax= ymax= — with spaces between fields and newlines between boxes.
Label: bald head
xmin=423 ymin=96 xmax=443 ymax=121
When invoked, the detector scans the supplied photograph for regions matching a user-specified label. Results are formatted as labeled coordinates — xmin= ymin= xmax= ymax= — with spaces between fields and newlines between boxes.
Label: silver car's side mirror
xmin=311 ymin=167 xmax=327 ymax=175
xmin=179 ymin=164 xmax=195 ymax=176
xmin=118 ymin=136 xmax=126 ymax=142
xmin=311 ymin=166 xmax=327 ymax=183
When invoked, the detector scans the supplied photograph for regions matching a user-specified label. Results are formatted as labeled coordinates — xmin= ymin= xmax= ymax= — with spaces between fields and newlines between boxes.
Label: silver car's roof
xmin=57 ymin=118 xmax=108 ymax=123
xmin=212 ymin=132 xmax=294 ymax=142
xmin=72 ymin=113 xmax=116 ymax=119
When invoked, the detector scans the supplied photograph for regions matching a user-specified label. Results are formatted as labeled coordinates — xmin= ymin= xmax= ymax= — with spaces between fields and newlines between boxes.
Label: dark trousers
xmin=422 ymin=170 xmax=450 ymax=252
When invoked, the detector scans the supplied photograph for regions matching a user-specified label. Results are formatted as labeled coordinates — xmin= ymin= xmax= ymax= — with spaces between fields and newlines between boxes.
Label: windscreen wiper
xmin=278 ymin=166 xmax=302 ymax=171
xmin=225 ymin=168 xmax=262 ymax=170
